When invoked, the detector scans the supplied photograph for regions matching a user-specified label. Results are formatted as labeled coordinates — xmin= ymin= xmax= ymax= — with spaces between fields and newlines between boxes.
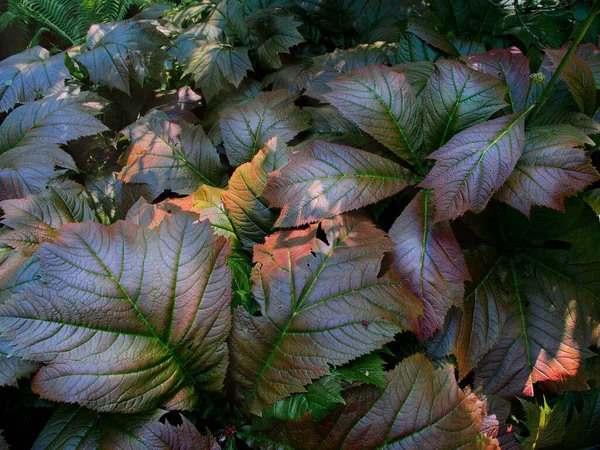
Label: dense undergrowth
xmin=1 ymin=0 xmax=600 ymax=449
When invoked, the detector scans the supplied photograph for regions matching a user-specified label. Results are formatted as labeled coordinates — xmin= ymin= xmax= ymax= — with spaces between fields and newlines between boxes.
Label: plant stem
xmin=530 ymin=1 xmax=600 ymax=121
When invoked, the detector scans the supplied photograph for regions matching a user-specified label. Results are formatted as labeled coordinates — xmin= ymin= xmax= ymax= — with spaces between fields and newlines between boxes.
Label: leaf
xmin=519 ymin=398 xmax=567 ymax=449
xmin=32 ymin=405 xmax=218 ymax=450
xmin=118 ymin=114 xmax=227 ymax=198
xmin=407 ymin=18 xmax=459 ymax=57
xmin=324 ymin=64 xmax=425 ymax=169
xmin=220 ymin=89 xmax=311 ymax=167
xmin=390 ymin=61 xmax=435 ymax=100
xmin=0 ymin=337 xmax=40 ymax=387
xmin=263 ymin=140 xmax=416 ymax=227
xmin=420 ymin=112 xmax=527 ymax=222
xmin=179 ymin=42 xmax=252 ymax=103
xmin=190 ymin=185 xmax=238 ymax=242
xmin=495 ymin=125 xmax=599 ymax=216
xmin=0 ymin=46 xmax=70 ymax=113
xmin=223 ymin=136 xmax=288 ymax=251
xmin=387 ymin=189 xmax=470 ymax=339
xmin=422 ymin=60 xmax=508 ymax=151
xmin=0 ymin=144 xmax=77 ymax=201
xmin=562 ymin=389 xmax=600 ymax=447
xmin=462 ymin=46 xmax=531 ymax=113
xmin=0 ymin=188 xmax=96 ymax=256
xmin=582 ymin=188 xmax=600 ymax=216
xmin=208 ymin=0 xmax=247 ymax=44
xmin=0 ymin=251 xmax=41 ymax=304
xmin=0 ymin=213 xmax=232 ymax=412
xmin=475 ymin=259 xmax=598 ymax=397
xmin=393 ymin=33 xmax=441 ymax=64
xmin=229 ymin=214 xmax=422 ymax=415
xmin=547 ymin=48 xmax=596 ymax=116
xmin=0 ymin=89 xmax=107 ymax=152
xmin=75 ymin=21 xmax=170 ymax=93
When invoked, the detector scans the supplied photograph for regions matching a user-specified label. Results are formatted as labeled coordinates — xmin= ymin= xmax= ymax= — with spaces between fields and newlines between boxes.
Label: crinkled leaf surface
xmin=462 ymin=47 xmax=530 ymax=113
xmin=32 ymin=405 xmax=218 ymax=450
xmin=0 ymin=251 xmax=41 ymax=304
xmin=0 ymin=337 xmax=40 ymax=387
xmin=229 ymin=214 xmax=422 ymax=415
xmin=118 ymin=114 xmax=227 ymax=198
xmin=324 ymin=64 xmax=425 ymax=169
xmin=0 ymin=46 xmax=70 ymax=113
xmin=75 ymin=21 xmax=170 ymax=94
xmin=223 ymin=136 xmax=288 ymax=251
xmin=495 ymin=125 xmax=599 ymax=216
xmin=387 ymin=189 xmax=469 ymax=339
xmin=0 ymin=144 xmax=77 ymax=201
xmin=422 ymin=59 xmax=507 ymax=151
xmin=220 ymin=89 xmax=311 ymax=167
xmin=420 ymin=112 xmax=527 ymax=222
xmin=0 ymin=89 xmax=107 ymax=152
xmin=0 ymin=213 xmax=232 ymax=412
xmin=264 ymin=140 xmax=416 ymax=227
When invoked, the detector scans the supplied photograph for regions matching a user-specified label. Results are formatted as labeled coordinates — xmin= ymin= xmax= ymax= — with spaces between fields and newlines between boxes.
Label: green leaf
xmin=220 ymin=89 xmax=311 ymax=167
xmin=0 ymin=213 xmax=232 ymax=412
xmin=32 ymin=405 xmax=217 ymax=450
xmin=422 ymin=59 xmax=508 ymax=151
xmin=519 ymin=398 xmax=567 ymax=449
xmin=324 ymin=64 xmax=425 ymax=168
xmin=0 ymin=46 xmax=70 ymax=113
xmin=263 ymin=140 xmax=416 ymax=227
xmin=407 ymin=18 xmax=459 ymax=57
xmin=229 ymin=214 xmax=422 ymax=415
xmin=118 ymin=113 xmax=228 ymax=198
xmin=190 ymin=185 xmax=238 ymax=243
xmin=208 ymin=0 xmax=247 ymax=44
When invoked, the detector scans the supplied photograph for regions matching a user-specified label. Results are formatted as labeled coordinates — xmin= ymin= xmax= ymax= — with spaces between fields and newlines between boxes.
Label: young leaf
xmin=387 ymin=189 xmax=469 ymax=339
xmin=263 ymin=140 xmax=416 ymax=227
xmin=519 ymin=398 xmax=567 ymax=449
xmin=220 ymin=89 xmax=311 ymax=167
xmin=190 ymin=185 xmax=238 ymax=242
xmin=462 ymin=47 xmax=531 ymax=113
xmin=0 ymin=89 xmax=107 ymax=152
xmin=75 ymin=21 xmax=170 ymax=94
xmin=422 ymin=59 xmax=508 ymax=151
xmin=0 ymin=46 xmax=70 ymax=113
xmin=223 ymin=136 xmax=288 ymax=251
xmin=420 ymin=112 xmax=527 ymax=222
xmin=324 ymin=64 xmax=424 ymax=169
xmin=32 ymin=405 xmax=217 ymax=450
xmin=118 ymin=114 xmax=228 ymax=198
xmin=495 ymin=125 xmax=599 ymax=216
xmin=0 ymin=213 xmax=232 ymax=412
xmin=229 ymin=214 xmax=422 ymax=415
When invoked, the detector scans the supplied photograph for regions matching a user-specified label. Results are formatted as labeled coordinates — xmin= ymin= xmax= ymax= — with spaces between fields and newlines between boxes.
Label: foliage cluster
xmin=1 ymin=0 xmax=600 ymax=449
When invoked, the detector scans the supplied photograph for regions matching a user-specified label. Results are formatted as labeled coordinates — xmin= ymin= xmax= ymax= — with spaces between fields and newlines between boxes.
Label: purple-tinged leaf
xmin=390 ymin=61 xmax=435 ymax=101
xmin=0 ymin=337 xmax=40 ymax=387
xmin=0 ymin=251 xmax=41 ymax=304
xmin=495 ymin=125 xmax=599 ymax=216
xmin=118 ymin=114 xmax=227 ymax=198
xmin=229 ymin=214 xmax=422 ymax=415
xmin=223 ymin=136 xmax=288 ymax=251
xmin=463 ymin=47 xmax=531 ymax=113
xmin=220 ymin=89 xmax=311 ymax=167
xmin=0 ymin=46 xmax=70 ymax=113
xmin=0 ymin=213 xmax=231 ymax=412
xmin=388 ymin=189 xmax=469 ymax=339
xmin=263 ymin=141 xmax=416 ymax=227
xmin=32 ymin=405 xmax=217 ymax=450
xmin=324 ymin=65 xmax=424 ymax=168
xmin=0 ymin=89 xmax=107 ymax=152
xmin=420 ymin=112 xmax=527 ymax=222
xmin=422 ymin=59 xmax=508 ymax=151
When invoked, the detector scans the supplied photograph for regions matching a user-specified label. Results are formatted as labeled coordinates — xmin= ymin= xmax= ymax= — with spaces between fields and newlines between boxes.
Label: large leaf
xmin=263 ymin=140 xmax=416 ymax=227
xmin=0 ymin=89 xmax=107 ymax=152
xmin=324 ymin=64 xmax=424 ymax=169
xmin=32 ymin=405 xmax=218 ymax=450
xmin=0 ymin=213 xmax=232 ymax=412
xmin=223 ymin=136 xmax=288 ymax=251
xmin=420 ymin=112 xmax=527 ymax=222
xmin=75 ymin=21 xmax=170 ymax=94
xmin=229 ymin=214 xmax=422 ymax=415
xmin=422 ymin=59 xmax=507 ymax=151
xmin=387 ymin=189 xmax=469 ymax=339
xmin=118 ymin=114 xmax=227 ymax=198
xmin=0 ymin=145 xmax=77 ymax=201
xmin=179 ymin=42 xmax=252 ymax=103
xmin=462 ymin=47 xmax=531 ymax=113
xmin=220 ymin=89 xmax=311 ymax=167
xmin=495 ymin=125 xmax=599 ymax=216
xmin=0 ymin=46 xmax=70 ymax=113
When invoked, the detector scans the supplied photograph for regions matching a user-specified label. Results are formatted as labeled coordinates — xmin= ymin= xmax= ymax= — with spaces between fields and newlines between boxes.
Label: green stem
xmin=530 ymin=1 xmax=600 ymax=121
